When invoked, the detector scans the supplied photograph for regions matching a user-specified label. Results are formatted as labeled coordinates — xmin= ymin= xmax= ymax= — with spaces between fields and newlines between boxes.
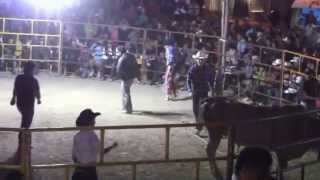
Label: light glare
xmin=28 ymin=0 xmax=75 ymax=11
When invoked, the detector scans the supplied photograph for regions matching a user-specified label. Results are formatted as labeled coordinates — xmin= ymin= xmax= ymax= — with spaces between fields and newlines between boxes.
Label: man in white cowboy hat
xmin=187 ymin=51 xmax=215 ymax=134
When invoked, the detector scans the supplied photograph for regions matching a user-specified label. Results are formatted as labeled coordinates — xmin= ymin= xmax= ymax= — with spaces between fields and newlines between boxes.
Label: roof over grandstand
xmin=292 ymin=0 xmax=320 ymax=8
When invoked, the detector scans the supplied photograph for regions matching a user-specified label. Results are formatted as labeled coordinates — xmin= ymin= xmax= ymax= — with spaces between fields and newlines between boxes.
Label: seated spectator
xmin=233 ymin=147 xmax=274 ymax=180
xmin=72 ymin=109 xmax=118 ymax=180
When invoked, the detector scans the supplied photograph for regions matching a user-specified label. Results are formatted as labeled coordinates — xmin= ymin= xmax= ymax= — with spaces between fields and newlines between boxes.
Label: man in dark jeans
xmin=10 ymin=62 xmax=41 ymax=128
xmin=187 ymin=51 xmax=214 ymax=135
xmin=116 ymin=46 xmax=139 ymax=114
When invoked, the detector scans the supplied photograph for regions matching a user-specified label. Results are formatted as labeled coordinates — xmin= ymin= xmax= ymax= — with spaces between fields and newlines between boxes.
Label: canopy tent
xmin=292 ymin=0 xmax=320 ymax=8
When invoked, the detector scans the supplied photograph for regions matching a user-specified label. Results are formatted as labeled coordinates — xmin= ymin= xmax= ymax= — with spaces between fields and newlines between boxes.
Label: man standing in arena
xmin=187 ymin=51 xmax=214 ymax=135
xmin=10 ymin=62 xmax=41 ymax=128
xmin=116 ymin=45 xmax=140 ymax=114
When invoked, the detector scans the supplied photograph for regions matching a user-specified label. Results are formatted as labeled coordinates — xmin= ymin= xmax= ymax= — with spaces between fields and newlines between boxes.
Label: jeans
xmin=192 ymin=91 xmax=208 ymax=131
xmin=72 ymin=167 xmax=98 ymax=180
xmin=121 ymin=79 xmax=134 ymax=113
xmin=17 ymin=104 xmax=34 ymax=128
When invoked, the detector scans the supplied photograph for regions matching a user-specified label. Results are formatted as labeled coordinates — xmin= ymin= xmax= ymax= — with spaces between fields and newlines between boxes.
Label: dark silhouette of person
xmin=233 ymin=147 xmax=275 ymax=180
xmin=10 ymin=62 xmax=41 ymax=128
xmin=116 ymin=45 xmax=140 ymax=114
xmin=302 ymin=70 xmax=320 ymax=109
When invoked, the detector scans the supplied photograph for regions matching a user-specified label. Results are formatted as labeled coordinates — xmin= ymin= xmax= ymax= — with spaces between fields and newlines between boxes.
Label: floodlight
xmin=27 ymin=0 xmax=75 ymax=12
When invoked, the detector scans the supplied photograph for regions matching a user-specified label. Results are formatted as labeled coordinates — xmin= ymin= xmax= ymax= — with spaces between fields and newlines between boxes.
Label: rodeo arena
xmin=1 ymin=0 xmax=320 ymax=180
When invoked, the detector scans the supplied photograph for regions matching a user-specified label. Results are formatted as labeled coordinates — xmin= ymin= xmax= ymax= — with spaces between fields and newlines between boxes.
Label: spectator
xmin=116 ymin=45 xmax=140 ymax=114
xmin=72 ymin=109 xmax=118 ymax=180
xmin=233 ymin=147 xmax=274 ymax=180
xmin=89 ymin=41 xmax=107 ymax=79
xmin=302 ymin=70 xmax=320 ymax=109
xmin=13 ymin=36 xmax=23 ymax=74
xmin=187 ymin=51 xmax=214 ymax=135
xmin=10 ymin=61 xmax=41 ymax=128
xmin=164 ymin=40 xmax=179 ymax=100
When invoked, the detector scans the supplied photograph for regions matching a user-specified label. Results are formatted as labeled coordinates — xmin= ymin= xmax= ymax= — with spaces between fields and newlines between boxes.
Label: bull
xmin=199 ymin=97 xmax=320 ymax=180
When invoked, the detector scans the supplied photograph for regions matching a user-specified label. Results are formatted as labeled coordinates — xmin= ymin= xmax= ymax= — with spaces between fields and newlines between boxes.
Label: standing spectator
xmin=90 ymin=41 xmax=107 ymax=79
xmin=72 ymin=109 xmax=118 ymax=180
xmin=10 ymin=62 xmax=41 ymax=128
xmin=164 ymin=40 xmax=178 ymax=100
xmin=302 ymin=71 xmax=320 ymax=109
xmin=187 ymin=51 xmax=214 ymax=134
xmin=232 ymin=147 xmax=274 ymax=180
xmin=13 ymin=35 xmax=23 ymax=74
xmin=116 ymin=46 xmax=140 ymax=114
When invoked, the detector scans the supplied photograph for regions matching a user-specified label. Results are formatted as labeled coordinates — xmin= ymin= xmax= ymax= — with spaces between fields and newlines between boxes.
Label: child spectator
xmin=72 ymin=109 xmax=118 ymax=180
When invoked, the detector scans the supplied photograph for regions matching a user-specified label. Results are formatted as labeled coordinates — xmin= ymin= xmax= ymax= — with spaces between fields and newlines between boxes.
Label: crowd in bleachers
xmin=0 ymin=0 xmax=319 ymax=103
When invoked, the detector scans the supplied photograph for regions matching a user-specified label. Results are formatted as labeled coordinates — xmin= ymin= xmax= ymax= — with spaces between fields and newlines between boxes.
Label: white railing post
xmin=132 ymin=164 xmax=137 ymax=180
xmin=58 ymin=21 xmax=63 ymax=75
xmin=193 ymin=161 xmax=200 ymax=180
xmin=100 ymin=129 xmax=105 ymax=163
xmin=21 ymin=130 xmax=32 ymax=180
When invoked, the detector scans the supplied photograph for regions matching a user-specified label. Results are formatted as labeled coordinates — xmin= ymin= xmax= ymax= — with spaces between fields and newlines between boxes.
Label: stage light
xmin=27 ymin=0 xmax=75 ymax=12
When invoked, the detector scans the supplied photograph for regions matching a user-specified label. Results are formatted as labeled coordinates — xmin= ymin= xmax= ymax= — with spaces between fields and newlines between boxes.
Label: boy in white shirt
xmin=72 ymin=109 xmax=117 ymax=180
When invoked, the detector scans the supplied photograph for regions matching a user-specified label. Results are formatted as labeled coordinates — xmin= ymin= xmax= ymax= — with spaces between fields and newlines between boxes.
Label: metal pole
xmin=300 ymin=165 xmax=305 ymax=180
xmin=21 ymin=131 xmax=32 ymax=180
xmin=193 ymin=161 xmax=200 ymax=180
xmin=215 ymin=0 xmax=229 ymax=96
xmin=132 ymin=164 xmax=137 ymax=180
xmin=165 ymin=127 xmax=170 ymax=160
xmin=64 ymin=167 xmax=70 ymax=180
xmin=280 ymin=51 xmax=285 ymax=105
xmin=100 ymin=129 xmax=105 ymax=163
xmin=226 ymin=126 xmax=235 ymax=180
xmin=58 ymin=21 xmax=63 ymax=75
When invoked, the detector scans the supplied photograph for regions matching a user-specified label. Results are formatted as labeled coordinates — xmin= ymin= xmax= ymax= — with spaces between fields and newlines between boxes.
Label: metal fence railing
xmin=0 ymin=109 xmax=319 ymax=180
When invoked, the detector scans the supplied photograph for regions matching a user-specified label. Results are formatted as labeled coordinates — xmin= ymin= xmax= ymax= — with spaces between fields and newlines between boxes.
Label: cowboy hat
xmin=192 ymin=51 xmax=208 ymax=59
xmin=76 ymin=109 xmax=101 ymax=127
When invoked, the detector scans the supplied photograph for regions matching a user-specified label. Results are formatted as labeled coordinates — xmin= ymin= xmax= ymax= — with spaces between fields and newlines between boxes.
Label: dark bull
xmin=199 ymin=97 xmax=320 ymax=180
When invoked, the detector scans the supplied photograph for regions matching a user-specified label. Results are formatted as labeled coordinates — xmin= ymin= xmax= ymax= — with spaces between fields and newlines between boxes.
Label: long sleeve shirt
xmin=187 ymin=64 xmax=215 ymax=93
xmin=72 ymin=130 xmax=100 ymax=165
xmin=13 ymin=74 xmax=40 ymax=106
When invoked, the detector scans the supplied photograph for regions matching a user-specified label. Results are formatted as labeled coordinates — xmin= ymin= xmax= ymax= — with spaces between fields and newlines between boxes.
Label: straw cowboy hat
xmin=192 ymin=51 xmax=209 ymax=59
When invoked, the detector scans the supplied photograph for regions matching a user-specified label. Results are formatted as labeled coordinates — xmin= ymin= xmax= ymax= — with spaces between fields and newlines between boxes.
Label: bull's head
xmin=199 ymin=96 xmax=230 ymax=124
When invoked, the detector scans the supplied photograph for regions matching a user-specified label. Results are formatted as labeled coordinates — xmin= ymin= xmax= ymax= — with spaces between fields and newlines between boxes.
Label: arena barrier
xmin=0 ymin=17 xmax=62 ymax=73
xmin=0 ymin=109 xmax=319 ymax=180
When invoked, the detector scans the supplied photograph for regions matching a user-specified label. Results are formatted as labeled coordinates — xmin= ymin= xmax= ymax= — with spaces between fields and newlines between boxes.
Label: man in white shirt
xmin=72 ymin=109 xmax=117 ymax=180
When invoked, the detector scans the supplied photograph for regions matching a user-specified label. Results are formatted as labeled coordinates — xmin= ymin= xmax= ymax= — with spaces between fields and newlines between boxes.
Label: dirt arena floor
xmin=0 ymin=73 xmax=221 ymax=180
xmin=1 ymin=73 xmax=320 ymax=180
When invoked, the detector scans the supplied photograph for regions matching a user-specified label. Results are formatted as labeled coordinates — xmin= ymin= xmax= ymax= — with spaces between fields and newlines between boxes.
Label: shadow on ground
xmin=133 ymin=110 xmax=187 ymax=117
xmin=170 ymin=96 xmax=192 ymax=102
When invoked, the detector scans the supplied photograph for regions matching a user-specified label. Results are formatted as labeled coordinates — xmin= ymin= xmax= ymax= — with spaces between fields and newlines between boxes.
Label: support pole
xmin=58 ymin=21 xmax=63 ymax=75
xmin=215 ymin=0 xmax=229 ymax=96
xmin=226 ymin=126 xmax=235 ymax=180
